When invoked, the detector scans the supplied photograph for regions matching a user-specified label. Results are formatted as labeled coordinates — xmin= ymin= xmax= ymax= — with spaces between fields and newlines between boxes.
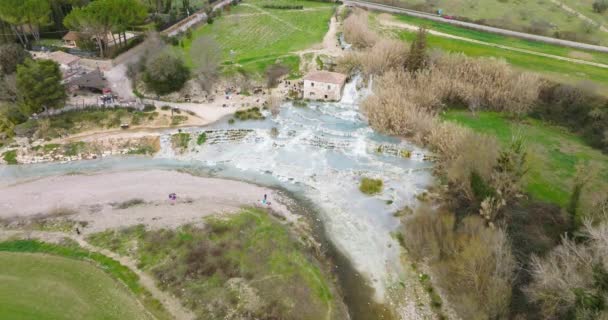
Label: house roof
xmin=48 ymin=51 xmax=81 ymax=66
xmin=62 ymin=31 xmax=81 ymax=41
xmin=67 ymin=69 xmax=106 ymax=90
xmin=303 ymin=71 xmax=347 ymax=85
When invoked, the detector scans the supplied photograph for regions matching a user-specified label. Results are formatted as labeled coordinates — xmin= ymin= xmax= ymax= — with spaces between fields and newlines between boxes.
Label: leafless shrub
xmin=402 ymin=205 xmax=456 ymax=261
xmin=265 ymin=64 xmax=289 ymax=88
xmin=526 ymin=235 xmax=596 ymax=318
xmin=445 ymin=131 xmax=500 ymax=200
xmin=442 ymin=216 xmax=516 ymax=319
xmin=191 ymin=36 xmax=222 ymax=93
xmin=343 ymin=10 xmax=379 ymax=49
xmin=359 ymin=39 xmax=409 ymax=75
xmin=338 ymin=39 xmax=408 ymax=76
xmin=403 ymin=207 xmax=517 ymax=319
xmin=267 ymin=95 xmax=282 ymax=117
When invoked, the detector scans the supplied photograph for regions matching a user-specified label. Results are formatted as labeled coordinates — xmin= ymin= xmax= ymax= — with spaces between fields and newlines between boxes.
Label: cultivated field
xmin=0 ymin=252 xmax=151 ymax=320
xmin=443 ymin=110 xmax=608 ymax=212
xmin=178 ymin=0 xmax=335 ymax=77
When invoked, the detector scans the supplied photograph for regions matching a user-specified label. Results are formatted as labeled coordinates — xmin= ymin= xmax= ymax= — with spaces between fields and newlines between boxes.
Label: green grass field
xmin=442 ymin=110 xmax=608 ymax=213
xmin=388 ymin=13 xmax=608 ymax=65
xmin=0 ymin=240 xmax=171 ymax=320
xmin=0 ymin=252 xmax=150 ymax=320
xmin=87 ymin=208 xmax=340 ymax=320
xmin=388 ymin=20 xmax=608 ymax=91
xmin=176 ymin=0 xmax=335 ymax=78
xmin=383 ymin=0 xmax=608 ymax=45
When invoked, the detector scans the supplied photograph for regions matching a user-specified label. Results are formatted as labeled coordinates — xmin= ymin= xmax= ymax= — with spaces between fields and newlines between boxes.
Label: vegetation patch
xmin=442 ymin=110 xmax=608 ymax=213
xmin=177 ymin=0 xmax=334 ymax=78
xmin=197 ymin=132 xmax=207 ymax=145
xmin=234 ymin=107 xmax=265 ymax=121
xmin=113 ymin=198 xmax=146 ymax=210
xmin=0 ymin=240 xmax=170 ymax=320
xmin=13 ymin=108 xmax=159 ymax=139
xmin=87 ymin=208 xmax=340 ymax=320
xmin=171 ymin=132 xmax=191 ymax=151
xmin=171 ymin=115 xmax=189 ymax=126
xmin=359 ymin=177 xmax=383 ymax=195
xmin=2 ymin=149 xmax=17 ymax=164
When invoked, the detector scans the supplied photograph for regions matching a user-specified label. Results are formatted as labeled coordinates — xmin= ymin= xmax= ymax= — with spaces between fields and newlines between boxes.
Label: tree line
xmin=0 ymin=0 xmax=199 ymax=57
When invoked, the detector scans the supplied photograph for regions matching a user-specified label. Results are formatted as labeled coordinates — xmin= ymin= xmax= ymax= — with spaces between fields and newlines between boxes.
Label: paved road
xmin=345 ymin=0 xmax=608 ymax=53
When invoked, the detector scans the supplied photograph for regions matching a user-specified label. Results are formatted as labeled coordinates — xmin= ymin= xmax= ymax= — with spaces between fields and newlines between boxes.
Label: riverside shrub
xmin=359 ymin=177 xmax=383 ymax=195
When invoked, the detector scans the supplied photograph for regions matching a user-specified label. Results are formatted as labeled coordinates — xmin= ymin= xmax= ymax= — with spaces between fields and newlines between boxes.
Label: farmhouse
xmin=62 ymin=31 xmax=82 ymax=47
xmin=303 ymin=71 xmax=347 ymax=101
xmin=47 ymin=51 xmax=81 ymax=72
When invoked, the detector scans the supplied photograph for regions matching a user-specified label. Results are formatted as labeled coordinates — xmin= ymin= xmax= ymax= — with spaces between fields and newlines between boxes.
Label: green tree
xmin=593 ymin=0 xmax=608 ymax=13
xmin=16 ymin=59 xmax=66 ymax=115
xmin=64 ymin=0 xmax=113 ymax=57
xmin=109 ymin=0 xmax=147 ymax=48
xmin=143 ymin=52 xmax=190 ymax=95
xmin=0 ymin=0 xmax=51 ymax=45
xmin=0 ymin=43 xmax=31 ymax=75
xmin=405 ymin=26 xmax=428 ymax=73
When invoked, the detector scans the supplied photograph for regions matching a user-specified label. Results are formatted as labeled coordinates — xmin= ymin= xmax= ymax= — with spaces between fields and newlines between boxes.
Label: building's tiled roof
xmin=62 ymin=31 xmax=82 ymax=41
xmin=48 ymin=51 xmax=80 ymax=66
xmin=303 ymin=71 xmax=347 ymax=85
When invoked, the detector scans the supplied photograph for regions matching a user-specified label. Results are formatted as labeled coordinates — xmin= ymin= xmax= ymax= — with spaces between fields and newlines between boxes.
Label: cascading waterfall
xmin=1 ymin=75 xmax=433 ymax=312
xmin=155 ymin=75 xmax=433 ymax=301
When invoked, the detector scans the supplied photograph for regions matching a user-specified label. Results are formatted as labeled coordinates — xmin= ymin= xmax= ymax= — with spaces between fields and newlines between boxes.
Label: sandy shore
xmin=0 ymin=170 xmax=296 ymax=233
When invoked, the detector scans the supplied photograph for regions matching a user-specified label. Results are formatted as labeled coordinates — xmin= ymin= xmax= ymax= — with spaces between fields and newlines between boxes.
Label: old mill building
xmin=303 ymin=71 xmax=347 ymax=101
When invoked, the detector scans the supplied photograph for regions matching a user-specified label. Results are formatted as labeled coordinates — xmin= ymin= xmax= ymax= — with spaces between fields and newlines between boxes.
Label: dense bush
xmin=402 ymin=206 xmax=516 ymax=319
xmin=359 ymin=177 xmax=383 ymax=195
xmin=343 ymin=11 xmax=378 ymax=49
xmin=593 ymin=0 xmax=608 ymax=13
xmin=534 ymin=82 xmax=608 ymax=153
xmin=338 ymin=39 xmax=409 ymax=76
xmin=526 ymin=220 xmax=608 ymax=319
xmin=0 ymin=43 xmax=30 ymax=75
xmin=16 ymin=59 xmax=67 ymax=116
xmin=143 ymin=52 xmax=190 ymax=95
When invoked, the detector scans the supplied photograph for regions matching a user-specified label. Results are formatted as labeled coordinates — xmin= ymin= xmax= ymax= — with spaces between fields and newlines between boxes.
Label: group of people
xmin=168 ymin=193 xmax=177 ymax=205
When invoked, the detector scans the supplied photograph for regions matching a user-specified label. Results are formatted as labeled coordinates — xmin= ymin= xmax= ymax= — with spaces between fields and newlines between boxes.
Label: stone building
xmin=303 ymin=71 xmax=347 ymax=101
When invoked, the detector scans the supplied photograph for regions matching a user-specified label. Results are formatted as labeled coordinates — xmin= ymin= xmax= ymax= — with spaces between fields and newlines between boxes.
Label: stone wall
xmin=303 ymin=80 xmax=343 ymax=101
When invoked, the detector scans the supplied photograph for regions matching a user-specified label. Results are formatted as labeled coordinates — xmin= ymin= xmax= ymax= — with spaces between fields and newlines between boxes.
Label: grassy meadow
xmin=373 ymin=13 xmax=608 ymax=91
xmin=382 ymin=0 xmax=608 ymax=45
xmin=390 ymin=13 xmax=608 ymax=65
xmin=0 ymin=240 xmax=171 ymax=320
xmin=177 ymin=0 xmax=335 ymax=78
xmin=87 ymin=208 xmax=342 ymax=320
xmin=442 ymin=110 xmax=608 ymax=213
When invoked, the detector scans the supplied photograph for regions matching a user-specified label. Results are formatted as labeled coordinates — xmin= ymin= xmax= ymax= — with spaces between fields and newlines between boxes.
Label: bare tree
xmin=191 ymin=35 xmax=221 ymax=93
xmin=267 ymin=95 xmax=282 ymax=117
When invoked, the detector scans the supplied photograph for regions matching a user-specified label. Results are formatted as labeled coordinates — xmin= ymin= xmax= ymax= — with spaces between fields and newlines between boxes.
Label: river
xmin=0 ymin=76 xmax=434 ymax=319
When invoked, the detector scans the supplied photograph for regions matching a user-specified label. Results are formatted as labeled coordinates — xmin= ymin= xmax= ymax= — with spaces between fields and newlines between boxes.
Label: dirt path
xmin=0 ymin=230 xmax=195 ymax=320
xmin=549 ymin=0 xmax=608 ymax=33
xmin=346 ymin=0 xmax=608 ymax=53
xmin=241 ymin=3 xmax=304 ymax=32
xmin=377 ymin=14 xmax=608 ymax=69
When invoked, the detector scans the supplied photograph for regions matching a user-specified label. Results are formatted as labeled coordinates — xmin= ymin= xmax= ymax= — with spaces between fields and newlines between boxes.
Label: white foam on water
xmin=154 ymin=80 xmax=434 ymax=301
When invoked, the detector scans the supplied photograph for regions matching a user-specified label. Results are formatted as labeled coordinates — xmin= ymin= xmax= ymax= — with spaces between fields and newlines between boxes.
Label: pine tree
xmin=405 ymin=26 xmax=428 ymax=73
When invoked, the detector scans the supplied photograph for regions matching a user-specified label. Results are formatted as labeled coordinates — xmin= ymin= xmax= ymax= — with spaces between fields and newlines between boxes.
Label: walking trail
xmin=0 ymin=229 xmax=195 ymax=320
xmin=549 ymin=0 xmax=608 ymax=33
